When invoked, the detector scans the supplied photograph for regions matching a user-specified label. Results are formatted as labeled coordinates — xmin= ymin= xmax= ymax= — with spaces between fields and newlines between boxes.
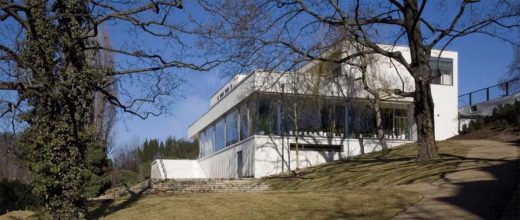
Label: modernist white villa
xmin=151 ymin=45 xmax=459 ymax=179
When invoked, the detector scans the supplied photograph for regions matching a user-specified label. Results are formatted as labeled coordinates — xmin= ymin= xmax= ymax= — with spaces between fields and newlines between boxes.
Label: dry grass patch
xmin=265 ymin=140 xmax=471 ymax=190
xmin=0 ymin=211 xmax=37 ymax=220
xmin=91 ymin=189 xmax=420 ymax=220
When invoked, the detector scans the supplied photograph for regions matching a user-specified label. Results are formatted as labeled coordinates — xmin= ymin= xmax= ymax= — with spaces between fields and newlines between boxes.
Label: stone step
xmin=98 ymin=179 xmax=270 ymax=199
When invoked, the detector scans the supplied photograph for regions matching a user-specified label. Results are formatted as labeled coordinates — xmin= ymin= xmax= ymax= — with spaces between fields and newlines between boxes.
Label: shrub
xmin=466 ymin=117 xmax=485 ymax=132
xmin=461 ymin=124 xmax=469 ymax=134
xmin=481 ymin=101 xmax=520 ymax=129
xmin=493 ymin=119 xmax=510 ymax=129
xmin=0 ymin=179 xmax=41 ymax=214
xmin=112 ymin=170 xmax=142 ymax=187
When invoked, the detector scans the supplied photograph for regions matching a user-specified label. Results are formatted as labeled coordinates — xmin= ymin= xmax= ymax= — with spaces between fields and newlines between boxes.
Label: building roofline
xmin=187 ymin=71 xmax=258 ymax=129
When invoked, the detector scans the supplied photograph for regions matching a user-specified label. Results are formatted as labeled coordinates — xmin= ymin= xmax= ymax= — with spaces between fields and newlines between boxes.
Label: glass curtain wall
xmin=281 ymin=96 xmax=345 ymax=136
xmin=214 ymin=118 xmax=225 ymax=152
xmin=199 ymin=95 xmax=413 ymax=158
xmin=226 ymin=110 xmax=239 ymax=146
xmin=239 ymin=105 xmax=249 ymax=140
xmin=253 ymin=97 xmax=278 ymax=135
xmin=320 ymin=103 xmax=345 ymax=135
xmin=198 ymin=101 xmax=252 ymax=157
xmin=199 ymin=125 xmax=214 ymax=158
xmin=349 ymin=101 xmax=411 ymax=140
xmin=347 ymin=102 xmax=376 ymax=138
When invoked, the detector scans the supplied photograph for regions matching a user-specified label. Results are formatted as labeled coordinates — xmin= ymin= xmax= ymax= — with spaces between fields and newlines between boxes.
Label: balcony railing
xmin=458 ymin=77 xmax=520 ymax=108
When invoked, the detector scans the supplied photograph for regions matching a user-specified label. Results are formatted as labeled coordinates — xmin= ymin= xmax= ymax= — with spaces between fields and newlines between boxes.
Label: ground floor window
xmin=382 ymin=107 xmax=410 ymax=140
xmin=226 ymin=110 xmax=239 ymax=146
xmin=254 ymin=98 xmax=277 ymax=135
xmin=199 ymin=125 xmax=214 ymax=157
xmin=239 ymin=105 xmax=248 ymax=140
xmin=348 ymin=102 xmax=376 ymax=138
xmin=215 ymin=118 xmax=225 ymax=152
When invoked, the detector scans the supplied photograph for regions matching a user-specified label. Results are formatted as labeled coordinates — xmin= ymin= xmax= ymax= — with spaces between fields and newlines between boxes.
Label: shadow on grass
xmin=265 ymin=155 xmax=467 ymax=190
xmin=435 ymin=159 xmax=519 ymax=219
xmin=265 ymin=141 xmax=516 ymax=194
xmin=509 ymin=137 xmax=520 ymax=147
xmin=87 ymin=181 xmax=151 ymax=219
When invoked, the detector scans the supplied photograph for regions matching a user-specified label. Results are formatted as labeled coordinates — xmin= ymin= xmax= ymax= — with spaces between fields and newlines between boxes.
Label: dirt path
xmin=394 ymin=140 xmax=519 ymax=220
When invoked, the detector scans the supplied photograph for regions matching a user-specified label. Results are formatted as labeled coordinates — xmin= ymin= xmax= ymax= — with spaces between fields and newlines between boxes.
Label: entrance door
xmin=237 ymin=151 xmax=243 ymax=178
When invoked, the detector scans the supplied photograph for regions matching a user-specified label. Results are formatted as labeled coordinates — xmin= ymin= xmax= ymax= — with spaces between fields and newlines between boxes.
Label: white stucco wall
xmin=198 ymin=137 xmax=255 ymax=178
xmin=151 ymin=159 xmax=206 ymax=179
xmin=194 ymin=135 xmax=410 ymax=178
xmin=253 ymin=135 xmax=411 ymax=178
xmin=431 ymin=51 xmax=459 ymax=140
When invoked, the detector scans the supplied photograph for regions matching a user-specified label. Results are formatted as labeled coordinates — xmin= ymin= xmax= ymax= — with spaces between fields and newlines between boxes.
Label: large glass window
xmin=281 ymin=98 xmax=345 ymax=135
xmin=199 ymin=125 xmax=215 ymax=158
xmin=334 ymin=105 xmax=346 ymax=135
xmin=205 ymin=126 xmax=215 ymax=155
xmin=226 ymin=110 xmax=239 ymax=146
xmin=320 ymin=103 xmax=345 ymax=135
xmin=348 ymin=102 xmax=375 ymax=138
xmin=239 ymin=105 xmax=249 ymax=140
xmin=199 ymin=129 xmax=207 ymax=157
xmin=393 ymin=108 xmax=409 ymax=139
xmin=215 ymin=118 xmax=225 ymax=152
xmin=298 ymin=104 xmax=321 ymax=133
xmin=255 ymin=98 xmax=277 ymax=135
xmin=381 ymin=107 xmax=410 ymax=140
xmin=430 ymin=57 xmax=453 ymax=85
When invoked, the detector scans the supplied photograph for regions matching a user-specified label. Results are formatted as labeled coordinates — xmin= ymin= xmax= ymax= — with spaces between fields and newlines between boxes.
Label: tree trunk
xmin=373 ymin=98 xmax=389 ymax=152
xmin=403 ymin=0 xmax=438 ymax=161
xmin=414 ymin=81 xmax=438 ymax=161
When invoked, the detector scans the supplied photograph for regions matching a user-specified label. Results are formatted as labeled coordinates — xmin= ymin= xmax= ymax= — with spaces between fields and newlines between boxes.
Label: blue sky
xmin=111 ymin=2 xmax=518 ymax=147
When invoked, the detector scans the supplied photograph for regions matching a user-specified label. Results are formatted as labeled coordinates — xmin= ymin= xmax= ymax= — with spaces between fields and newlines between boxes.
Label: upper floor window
xmin=430 ymin=57 xmax=453 ymax=85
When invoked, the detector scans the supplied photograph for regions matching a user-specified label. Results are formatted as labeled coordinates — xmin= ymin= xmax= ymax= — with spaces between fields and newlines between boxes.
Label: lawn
xmin=2 ymin=140 xmax=476 ymax=220
xmin=90 ymin=189 xmax=420 ymax=220
xmin=265 ymin=140 xmax=470 ymax=190
xmin=89 ymin=140 xmax=468 ymax=220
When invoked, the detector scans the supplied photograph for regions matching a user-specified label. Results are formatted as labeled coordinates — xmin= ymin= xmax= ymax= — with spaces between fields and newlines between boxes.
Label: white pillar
xmin=345 ymin=101 xmax=350 ymax=138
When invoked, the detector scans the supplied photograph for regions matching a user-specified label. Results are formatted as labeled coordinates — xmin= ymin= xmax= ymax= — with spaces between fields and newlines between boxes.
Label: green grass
xmin=265 ymin=140 xmax=470 ymax=190
xmin=90 ymin=189 xmax=421 ymax=220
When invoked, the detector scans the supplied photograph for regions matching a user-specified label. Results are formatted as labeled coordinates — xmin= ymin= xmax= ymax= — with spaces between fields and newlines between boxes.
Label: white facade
xmin=154 ymin=46 xmax=459 ymax=180
xmin=151 ymin=160 xmax=206 ymax=179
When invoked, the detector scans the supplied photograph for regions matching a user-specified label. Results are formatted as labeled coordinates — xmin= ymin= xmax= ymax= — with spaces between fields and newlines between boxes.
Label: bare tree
xmin=358 ymin=58 xmax=391 ymax=151
xmin=281 ymin=73 xmax=309 ymax=172
xmin=198 ymin=0 xmax=520 ymax=161
xmin=509 ymin=33 xmax=520 ymax=91
xmin=0 ymin=0 xmax=221 ymax=218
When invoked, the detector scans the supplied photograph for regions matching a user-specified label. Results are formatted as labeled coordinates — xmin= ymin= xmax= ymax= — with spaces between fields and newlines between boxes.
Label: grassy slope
xmin=95 ymin=189 xmax=419 ymax=220
xmin=266 ymin=141 xmax=470 ymax=190
xmin=3 ymin=141 xmax=473 ymax=220
xmin=91 ymin=141 xmax=469 ymax=219
xmin=0 ymin=211 xmax=36 ymax=220
xmin=452 ymin=124 xmax=520 ymax=143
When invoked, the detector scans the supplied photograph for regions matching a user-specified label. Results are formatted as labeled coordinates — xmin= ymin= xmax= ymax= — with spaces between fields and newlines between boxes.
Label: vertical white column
xmin=345 ymin=101 xmax=350 ymax=138
xmin=277 ymin=100 xmax=282 ymax=135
